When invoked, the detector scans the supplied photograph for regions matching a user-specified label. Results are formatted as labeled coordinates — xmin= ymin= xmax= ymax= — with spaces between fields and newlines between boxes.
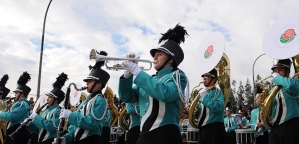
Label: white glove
xmin=123 ymin=70 xmax=132 ymax=78
xmin=272 ymin=72 xmax=280 ymax=78
xmin=122 ymin=61 xmax=142 ymax=76
xmin=22 ymin=118 xmax=32 ymax=127
xmin=29 ymin=112 xmax=38 ymax=119
xmin=52 ymin=137 xmax=66 ymax=144
xmin=225 ymin=128 xmax=228 ymax=132
xmin=199 ymin=89 xmax=208 ymax=99
xmin=59 ymin=109 xmax=71 ymax=119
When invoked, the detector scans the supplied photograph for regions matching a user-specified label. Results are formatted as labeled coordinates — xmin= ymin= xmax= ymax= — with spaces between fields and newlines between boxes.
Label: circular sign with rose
xmin=204 ymin=45 xmax=214 ymax=59
xmin=280 ymin=29 xmax=296 ymax=44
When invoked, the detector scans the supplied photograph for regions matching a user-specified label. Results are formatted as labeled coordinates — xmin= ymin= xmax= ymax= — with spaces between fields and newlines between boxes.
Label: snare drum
xmin=235 ymin=129 xmax=256 ymax=144
xmin=187 ymin=128 xmax=199 ymax=143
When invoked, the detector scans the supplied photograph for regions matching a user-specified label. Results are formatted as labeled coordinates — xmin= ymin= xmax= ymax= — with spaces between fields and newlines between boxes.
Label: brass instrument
xmin=89 ymin=49 xmax=153 ymax=71
xmin=119 ymin=102 xmax=128 ymax=130
xmin=103 ymin=86 xmax=118 ymax=127
xmin=119 ymin=102 xmax=138 ymax=130
xmin=187 ymin=54 xmax=231 ymax=128
xmin=0 ymin=100 xmax=7 ymax=143
xmin=187 ymin=83 xmax=215 ymax=128
xmin=260 ymin=55 xmax=299 ymax=128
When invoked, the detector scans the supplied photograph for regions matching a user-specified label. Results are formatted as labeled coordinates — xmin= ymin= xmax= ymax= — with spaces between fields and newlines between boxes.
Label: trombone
xmin=89 ymin=49 xmax=153 ymax=71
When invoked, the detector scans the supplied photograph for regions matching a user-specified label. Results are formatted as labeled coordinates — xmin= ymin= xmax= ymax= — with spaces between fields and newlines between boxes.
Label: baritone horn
xmin=89 ymin=49 xmax=153 ymax=71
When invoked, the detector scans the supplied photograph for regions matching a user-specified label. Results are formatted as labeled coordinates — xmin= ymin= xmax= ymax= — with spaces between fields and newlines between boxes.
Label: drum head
xmin=194 ymin=32 xmax=226 ymax=74
xmin=235 ymin=115 xmax=242 ymax=125
xmin=263 ymin=13 xmax=299 ymax=59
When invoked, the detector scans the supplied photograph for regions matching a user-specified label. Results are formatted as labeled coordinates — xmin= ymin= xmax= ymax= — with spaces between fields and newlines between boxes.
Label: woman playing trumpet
xmin=118 ymin=24 xmax=188 ymax=144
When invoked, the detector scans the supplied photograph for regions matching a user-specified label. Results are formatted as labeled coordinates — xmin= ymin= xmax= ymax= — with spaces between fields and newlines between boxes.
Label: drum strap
xmin=228 ymin=118 xmax=232 ymax=127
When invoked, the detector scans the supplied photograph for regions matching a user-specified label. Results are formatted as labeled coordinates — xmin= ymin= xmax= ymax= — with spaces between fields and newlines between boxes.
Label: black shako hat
xmin=150 ymin=23 xmax=189 ymax=67
xmin=271 ymin=58 xmax=292 ymax=70
xmin=46 ymin=72 xmax=68 ymax=103
xmin=13 ymin=71 xmax=31 ymax=96
xmin=84 ymin=50 xmax=110 ymax=87
xmin=0 ymin=74 xmax=10 ymax=98
xmin=201 ymin=68 xmax=218 ymax=79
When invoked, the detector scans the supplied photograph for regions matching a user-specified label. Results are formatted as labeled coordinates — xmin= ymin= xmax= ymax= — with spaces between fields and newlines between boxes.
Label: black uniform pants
xmin=198 ymin=122 xmax=226 ymax=144
xmin=39 ymin=138 xmax=54 ymax=144
xmin=126 ymin=126 xmax=140 ymax=144
xmin=5 ymin=124 xmax=31 ymax=144
xmin=101 ymin=126 xmax=110 ymax=144
xmin=226 ymin=131 xmax=236 ymax=144
xmin=269 ymin=117 xmax=299 ymax=144
xmin=137 ymin=124 xmax=182 ymax=144
xmin=256 ymin=131 xmax=269 ymax=144
xmin=74 ymin=134 xmax=101 ymax=144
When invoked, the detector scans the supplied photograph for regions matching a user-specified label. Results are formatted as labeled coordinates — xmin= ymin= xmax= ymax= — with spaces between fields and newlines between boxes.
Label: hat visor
xmin=13 ymin=89 xmax=22 ymax=93
xmin=83 ymin=77 xmax=95 ymax=82
xmin=271 ymin=65 xmax=289 ymax=70
xmin=150 ymin=47 xmax=173 ymax=57
xmin=45 ymin=92 xmax=57 ymax=98
xmin=201 ymin=73 xmax=215 ymax=77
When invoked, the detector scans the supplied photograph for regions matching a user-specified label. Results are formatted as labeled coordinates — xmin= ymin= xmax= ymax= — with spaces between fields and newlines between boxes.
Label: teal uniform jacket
xmin=197 ymin=88 xmax=224 ymax=127
xmin=0 ymin=98 xmax=30 ymax=129
xmin=64 ymin=94 xmax=107 ymax=144
xmin=241 ymin=116 xmax=247 ymax=126
xmin=118 ymin=67 xmax=187 ymax=132
xmin=269 ymin=75 xmax=299 ymax=127
xmin=224 ymin=115 xmax=237 ymax=132
xmin=126 ymin=103 xmax=140 ymax=130
xmin=248 ymin=108 xmax=269 ymax=132
xmin=27 ymin=104 xmax=60 ymax=142
xmin=101 ymin=108 xmax=112 ymax=128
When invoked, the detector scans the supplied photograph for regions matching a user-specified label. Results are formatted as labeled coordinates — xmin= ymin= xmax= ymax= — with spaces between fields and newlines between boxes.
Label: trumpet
xmin=89 ymin=49 xmax=153 ymax=71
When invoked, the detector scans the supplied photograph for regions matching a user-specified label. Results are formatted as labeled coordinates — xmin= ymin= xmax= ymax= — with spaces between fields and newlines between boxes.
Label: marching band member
xmin=268 ymin=59 xmax=299 ymax=144
xmin=237 ymin=110 xmax=247 ymax=128
xmin=246 ymin=87 xmax=269 ymax=144
xmin=125 ymin=103 xmax=140 ymax=144
xmin=101 ymin=108 xmax=112 ymax=144
xmin=118 ymin=24 xmax=188 ymax=144
xmin=25 ymin=73 xmax=68 ymax=144
xmin=197 ymin=68 xmax=226 ymax=144
xmin=224 ymin=107 xmax=237 ymax=144
xmin=54 ymin=51 xmax=109 ymax=144
xmin=0 ymin=74 xmax=10 ymax=144
xmin=0 ymin=72 xmax=32 ymax=144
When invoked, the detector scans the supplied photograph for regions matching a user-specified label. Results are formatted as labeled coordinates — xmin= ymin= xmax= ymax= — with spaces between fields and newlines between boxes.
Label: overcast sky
xmin=0 ymin=0 xmax=298 ymax=99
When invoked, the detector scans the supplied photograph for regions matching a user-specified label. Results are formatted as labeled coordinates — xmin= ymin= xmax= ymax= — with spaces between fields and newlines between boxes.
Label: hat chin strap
xmin=157 ymin=57 xmax=171 ymax=71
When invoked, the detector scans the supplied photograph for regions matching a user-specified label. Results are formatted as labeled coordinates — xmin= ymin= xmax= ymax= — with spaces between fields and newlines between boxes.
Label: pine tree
xmin=236 ymin=81 xmax=245 ymax=108
xmin=229 ymin=80 xmax=237 ymax=106
xmin=244 ymin=78 xmax=254 ymax=107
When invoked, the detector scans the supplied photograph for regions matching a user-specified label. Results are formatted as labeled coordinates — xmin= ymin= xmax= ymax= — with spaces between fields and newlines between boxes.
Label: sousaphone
xmin=187 ymin=32 xmax=231 ymax=128
xmin=260 ymin=13 xmax=299 ymax=128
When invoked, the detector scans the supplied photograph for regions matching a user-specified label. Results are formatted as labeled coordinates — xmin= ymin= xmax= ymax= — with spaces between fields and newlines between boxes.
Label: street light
xmin=36 ymin=0 xmax=53 ymax=99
